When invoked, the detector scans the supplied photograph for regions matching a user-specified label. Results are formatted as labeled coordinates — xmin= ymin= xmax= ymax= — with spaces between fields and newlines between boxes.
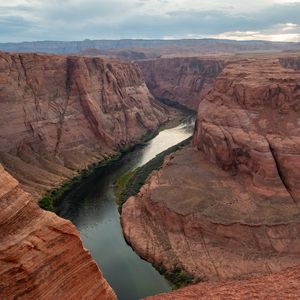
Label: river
xmin=57 ymin=116 xmax=194 ymax=300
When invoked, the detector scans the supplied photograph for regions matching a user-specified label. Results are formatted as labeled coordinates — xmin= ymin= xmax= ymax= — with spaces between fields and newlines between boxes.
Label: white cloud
xmin=0 ymin=0 xmax=300 ymax=42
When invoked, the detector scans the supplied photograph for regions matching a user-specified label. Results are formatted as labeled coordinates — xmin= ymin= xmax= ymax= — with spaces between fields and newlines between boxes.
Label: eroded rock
xmin=121 ymin=56 xmax=300 ymax=294
xmin=0 ymin=164 xmax=116 ymax=299
xmin=0 ymin=52 xmax=167 ymax=198
xmin=138 ymin=57 xmax=225 ymax=110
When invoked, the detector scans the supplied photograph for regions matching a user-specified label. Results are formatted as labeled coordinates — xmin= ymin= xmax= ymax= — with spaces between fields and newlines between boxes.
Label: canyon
xmin=0 ymin=164 xmax=116 ymax=299
xmin=121 ymin=54 xmax=300 ymax=297
xmin=137 ymin=57 xmax=226 ymax=110
xmin=1 ymin=48 xmax=300 ymax=299
xmin=0 ymin=51 xmax=170 ymax=299
xmin=0 ymin=52 xmax=168 ymax=199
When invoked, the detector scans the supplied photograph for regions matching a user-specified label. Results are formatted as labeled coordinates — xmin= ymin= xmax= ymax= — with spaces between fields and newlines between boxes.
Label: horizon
xmin=1 ymin=37 xmax=299 ymax=45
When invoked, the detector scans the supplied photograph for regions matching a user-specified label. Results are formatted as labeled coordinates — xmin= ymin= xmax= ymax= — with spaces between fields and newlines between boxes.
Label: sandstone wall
xmin=0 ymin=52 xmax=167 ymax=197
xmin=0 ymin=164 xmax=116 ymax=299
xmin=193 ymin=57 xmax=300 ymax=203
xmin=138 ymin=57 xmax=225 ymax=110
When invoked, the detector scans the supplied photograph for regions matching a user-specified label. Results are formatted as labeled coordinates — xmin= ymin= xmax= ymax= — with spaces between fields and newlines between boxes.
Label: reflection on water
xmin=136 ymin=120 xmax=195 ymax=167
xmin=57 ymin=116 xmax=194 ymax=300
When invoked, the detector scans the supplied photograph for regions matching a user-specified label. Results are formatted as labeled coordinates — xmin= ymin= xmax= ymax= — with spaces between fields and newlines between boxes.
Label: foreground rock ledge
xmin=0 ymin=164 xmax=116 ymax=300
xmin=144 ymin=263 xmax=300 ymax=299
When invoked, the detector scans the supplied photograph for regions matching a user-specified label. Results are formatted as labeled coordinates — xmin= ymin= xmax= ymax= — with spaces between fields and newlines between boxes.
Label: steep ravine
xmin=137 ymin=57 xmax=226 ymax=110
xmin=121 ymin=55 xmax=300 ymax=299
xmin=0 ymin=52 xmax=170 ymax=299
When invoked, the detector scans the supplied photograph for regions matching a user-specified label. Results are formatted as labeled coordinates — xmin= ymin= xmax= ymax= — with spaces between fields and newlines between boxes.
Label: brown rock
xmin=193 ymin=57 xmax=300 ymax=202
xmin=144 ymin=264 xmax=300 ymax=300
xmin=122 ymin=147 xmax=300 ymax=281
xmin=121 ymin=56 xmax=300 ymax=294
xmin=138 ymin=57 xmax=225 ymax=110
xmin=0 ymin=52 xmax=168 ymax=198
xmin=0 ymin=164 xmax=116 ymax=299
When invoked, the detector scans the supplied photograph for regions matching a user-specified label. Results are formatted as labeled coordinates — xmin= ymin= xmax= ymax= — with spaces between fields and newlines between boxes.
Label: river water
xmin=57 ymin=117 xmax=194 ymax=300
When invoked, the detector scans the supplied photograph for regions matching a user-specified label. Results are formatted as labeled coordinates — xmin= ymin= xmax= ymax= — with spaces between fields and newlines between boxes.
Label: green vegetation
xmin=156 ymin=264 xmax=201 ymax=289
xmin=39 ymin=101 xmax=192 ymax=212
xmin=116 ymin=137 xmax=192 ymax=209
xmin=38 ymin=154 xmax=120 ymax=211
xmin=38 ymin=126 xmax=173 ymax=212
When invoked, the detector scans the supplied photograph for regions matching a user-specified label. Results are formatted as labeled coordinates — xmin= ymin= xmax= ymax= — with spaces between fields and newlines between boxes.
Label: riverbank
xmin=115 ymin=137 xmax=192 ymax=209
xmin=55 ymin=115 xmax=194 ymax=300
xmin=39 ymin=105 xmax=189 ymax=212
xmin=116 ymin=136 xmax=205 ymax=289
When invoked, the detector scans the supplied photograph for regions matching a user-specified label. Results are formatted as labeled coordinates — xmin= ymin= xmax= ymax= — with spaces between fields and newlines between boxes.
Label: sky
xmin=1 ymin=0 xmax=300 ymax=42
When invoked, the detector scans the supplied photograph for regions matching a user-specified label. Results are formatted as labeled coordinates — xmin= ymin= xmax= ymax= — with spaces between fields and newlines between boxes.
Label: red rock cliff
xmin=121 ymin=56 xmax=300 ymax=297
xmin=193 ymin=57 xmax=300 ymax=203
xmin=138 ymin=57 xmax=225 ymax=110
xmin=0 ymin=164 xmax=116 ymax=299
xmin=0 ymin=52 xmax=167 ymax=198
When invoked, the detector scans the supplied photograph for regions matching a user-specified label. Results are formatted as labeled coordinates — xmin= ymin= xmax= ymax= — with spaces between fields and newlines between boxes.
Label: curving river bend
xmin=57 ymin=117 xmax=194 ymax=300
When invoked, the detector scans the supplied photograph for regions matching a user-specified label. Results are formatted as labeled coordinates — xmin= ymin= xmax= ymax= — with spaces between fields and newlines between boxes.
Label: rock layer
xmin=138 ymin=57 xmax=225 ymax=110
xmin=121 ymin=56 xmax=300 ymax=291
xmin=145 ymin=264 xmax=300 ymax=300
xmin=0 ymin=52 xmax=167 ymax=198
xmin=193 ymin=57 xmax=300 ymax=203
xmin=0 ymin=164 xmax=116 ymax=299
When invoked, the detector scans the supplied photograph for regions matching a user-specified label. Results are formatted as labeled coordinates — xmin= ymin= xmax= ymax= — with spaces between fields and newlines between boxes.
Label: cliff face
xmin=121 ymin=56 xmax=300 ymax=292
xmin=0 ymin=164 xmax=116 ymax=299
xmin=193 ymin=57 xmax=300 ymax=203
xmin=0 ymin=52 xmax=167 ymax=198
xmin=138 ymin=58 xmax=225 ymax=110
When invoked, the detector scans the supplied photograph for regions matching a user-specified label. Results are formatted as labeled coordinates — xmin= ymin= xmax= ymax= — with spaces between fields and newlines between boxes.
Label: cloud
xmin=0 ymin=0 xmax=300 ymax=42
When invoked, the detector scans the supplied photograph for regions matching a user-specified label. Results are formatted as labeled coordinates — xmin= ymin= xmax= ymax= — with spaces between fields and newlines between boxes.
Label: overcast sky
xmin=1 ymin=0 xmax=300 ymax=42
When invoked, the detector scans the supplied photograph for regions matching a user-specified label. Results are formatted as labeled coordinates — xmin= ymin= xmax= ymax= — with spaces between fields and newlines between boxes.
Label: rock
xmin=0 ymin=164 xmax=116 ymax=299
xmin=193 ymin=57 xmax=300 ymax=203
xmin=144 ymin=264 xmax=300 ymax=300
xmin=121 ymin=56 xmax=300 ymax=291
xmin=0 ymin=52 xmax=168 ymax=198
xmin=138 ymin=57 xmax=225 ymax=110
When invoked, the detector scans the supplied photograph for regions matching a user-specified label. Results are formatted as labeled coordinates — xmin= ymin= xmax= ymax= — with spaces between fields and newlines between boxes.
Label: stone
xmin=121 ymin=55 xmax=300 ymax=297
xmin=0 ymin=164 xmax=116 ymax=299
xmin=0 ymin=52 xmax=167 ymax=198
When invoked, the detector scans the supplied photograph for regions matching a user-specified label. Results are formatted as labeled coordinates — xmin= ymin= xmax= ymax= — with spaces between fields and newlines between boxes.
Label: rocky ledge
xmin=145 ymin=264 xmax=300 ymax=300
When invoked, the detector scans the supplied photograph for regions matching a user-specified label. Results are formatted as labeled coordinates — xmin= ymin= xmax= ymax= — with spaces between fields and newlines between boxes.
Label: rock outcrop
xmin=0 ymin=164 xmax=116 ymax=299
xmin=138 ymin=58 xmax=225 ymax=110
xmin=121 ymin=56 xmax=300 ymax=291
xmin=145 ymin=264 xmax=300 ymax=300
xmin=0 ymin=52 xmax=167 ymax=198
